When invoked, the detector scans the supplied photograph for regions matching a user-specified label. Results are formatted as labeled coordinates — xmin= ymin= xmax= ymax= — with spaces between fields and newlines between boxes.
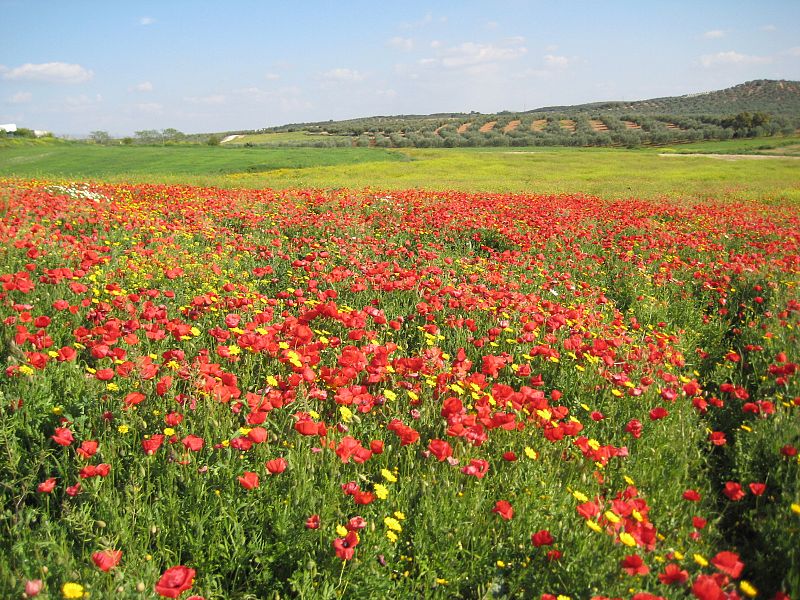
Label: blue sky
xmin=1 ymin=0 xmax=799 ymax=136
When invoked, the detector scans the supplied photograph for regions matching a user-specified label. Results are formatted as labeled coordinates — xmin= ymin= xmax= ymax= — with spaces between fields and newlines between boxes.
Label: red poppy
xmin=625 ymin=419 xmax=643 ymax=439
xmin=124 ymin=392 xmax=146 ymax=407
xmin=92 ymin=549 xmax=122 ymax=572
xmin=546 ymin=549 xmax=562 ymax=561
xmin=620 ymin=554 xmax=649 ymax=576
xmin=682 ymin=489 xmax=701 ymax=502
xmin=353 ymin=490 xmax=375 ymax=505
xmin=347 ymin=516 xmax=367 ymax=531
xmin=428 ymin=439 xmax=453 ymax=462
xmin=142 ymin=434 xmax=165 ymax=455
xmin=182 ymin=435 xmax=204 ymax=452
xmin=781 ymin=444 xmax=798 ymax=457
xmin=52 ymin=427 xmax=74 ymax=447
xmin=658 ymin=563 xmax=689 ymax=585
xmin=24 ymin=580 xmax=42 ymax=597
xmin=332 ymin=531 xmax=359 ymax=560
xmin=748 ymin=482 xmax=766 ymax=496
xmin=708 ymin=431 xmax=726 ymax=446
xmin=305 ymin=514 xmax=320 ymax=529
xmin=154 ymin=565 xmax=196 ymax=598
xmin=95 ymin=368 xmax=115 ymax=381
xmin=691 ymin=574 xmax=725 ymax=600
xmin=722 ymin=482 xmax=745 ymax=501
xmin=247 ymin=427 xmax=268 ymax=443
xmin=492 ymin=500 xmax=514 ymax=520
xmin=76 ymin=440 xmax=99 ymax=459
xmin=531 ymin=530 xmax=554 ymax=547
xmin=461 ymin=458 xmax=489 ymax=478
xmin=266 ymin=457 xmax=287 ymax=474
xmin=710 ymin=551 xmax=744 ymax=579
xmin=37 ymin=477 xmax=57 ymax=493
xmin=238 ymin=471 xmax=259 ymax=490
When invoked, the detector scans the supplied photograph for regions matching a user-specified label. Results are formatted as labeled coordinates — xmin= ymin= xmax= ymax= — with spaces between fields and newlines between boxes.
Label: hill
xmin=528 ymin=79 xmax=800 ymax=117
xmin=226 ymin=80 xmax=798 ymax=149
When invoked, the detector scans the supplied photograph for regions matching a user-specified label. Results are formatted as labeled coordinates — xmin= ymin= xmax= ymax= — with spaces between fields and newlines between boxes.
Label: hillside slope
xmin=228 ymin=80 xmax=799 ymax=148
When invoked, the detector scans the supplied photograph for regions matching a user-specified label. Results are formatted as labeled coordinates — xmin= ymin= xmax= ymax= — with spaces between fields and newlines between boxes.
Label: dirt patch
xmin=531 ymin=119 xmax=547 ymax=132
xmin=503 ymin=120 xmax=521 ymax=133
xmin=664 ymin=123 xmax=682 ymax=130
xmin=560 ymin=119 xmax=576 ymax=132
xmin=220 ymin=135 xmax=243 ymax=144
xmin=589 ymin=119 xmax=608 ymax=132
xmin=623 ymin=121 xmax=641 ymax=130
xmin=457 ymin=123 xmax=471 ymax=134
xmin=659 ymin=153 xmax=800 ymax=161
xmin=479 ymin=121 xmax=497 ymax=133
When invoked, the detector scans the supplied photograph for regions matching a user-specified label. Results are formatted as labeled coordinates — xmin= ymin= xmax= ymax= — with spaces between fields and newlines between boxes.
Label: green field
xmin=1 ymin=136 xmax=798 ymax=202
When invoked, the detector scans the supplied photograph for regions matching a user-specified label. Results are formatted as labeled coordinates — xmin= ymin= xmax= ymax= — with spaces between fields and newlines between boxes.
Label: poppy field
xmin=0 ymin=178 xmax=798 ymax=599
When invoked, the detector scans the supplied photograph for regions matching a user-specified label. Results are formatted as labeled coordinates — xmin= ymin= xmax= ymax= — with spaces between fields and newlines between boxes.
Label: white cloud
xmin=703 ymin=30 xmax=725 ymax=39
xmin=3 ymin=62 xmax=93 ymax=84
xmin=430 ymin=40 xmax=443 ymax=49
xmin=10 ymin=91 xmax=32 ymax=103
xmin=264 ymin=72 xmax=280 ymax=80
xmin=376 ymin=89 xmax=397 ymax=99
xmin=784 ymin=47 xmax=800 ymax=57
xmin=388 ymin=36 xmax=414 ymax=51
xmin=424 ymin=39 xmax=528 ymax=69
xmin=140 ymin=17 xmax=155 ymax=26
xmin=486 ymin=21 xmax=499 ymax=30
xmin=544 ymin=54 xmax=570 ymax=68
xmin=131 ymin=81 xmax=153 ymax=92
xmin=760 ymin=24 xmax=777 ymax=32
xmin=700 ymin=51 xmax=771 ymax=67
xmin=323 ymin=68 xmax=365 ymax=82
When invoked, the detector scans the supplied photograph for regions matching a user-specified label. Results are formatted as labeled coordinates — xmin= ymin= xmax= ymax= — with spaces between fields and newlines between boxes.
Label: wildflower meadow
xmin=0 ymin=178 xmax=798 ymax=599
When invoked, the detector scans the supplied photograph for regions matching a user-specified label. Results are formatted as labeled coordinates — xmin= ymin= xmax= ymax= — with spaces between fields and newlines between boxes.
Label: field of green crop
xmin=1 ymin=137 xmax=799 ymax=202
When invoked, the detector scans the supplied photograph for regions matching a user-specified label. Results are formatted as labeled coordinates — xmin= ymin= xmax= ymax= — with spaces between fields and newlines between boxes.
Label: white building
xmin=0 ymin=123 xmax=17 ymax=133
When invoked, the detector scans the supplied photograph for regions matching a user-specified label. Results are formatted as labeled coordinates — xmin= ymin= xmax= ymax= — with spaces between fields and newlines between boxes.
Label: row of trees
xmin=245 ymin=111 xmax=795 ymax=149
xmin=88 ymin=129 xmax=221 ymax=146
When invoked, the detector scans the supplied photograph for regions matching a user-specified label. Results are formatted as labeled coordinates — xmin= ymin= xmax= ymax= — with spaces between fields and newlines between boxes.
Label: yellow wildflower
xmin=62 ymin=582 xmax=84 ymax=599
xmin=694 ymin=554 xmax=708 ymax=567
xmin=384 ymin=517 xmax=402 ymax=532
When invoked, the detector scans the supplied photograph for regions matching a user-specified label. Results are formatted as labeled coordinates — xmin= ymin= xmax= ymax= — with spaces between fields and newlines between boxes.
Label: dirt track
xmin=658 ymin=153 xmax=800 ymax=161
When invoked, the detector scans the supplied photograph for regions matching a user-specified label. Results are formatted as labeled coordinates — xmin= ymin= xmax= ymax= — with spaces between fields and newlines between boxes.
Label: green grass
xmin=655 ymin=134 xmax=800 ymax=156
xmin=0 ymin=144 xmax=403 ymax=178
xmin=1 ymin=138 xmax=798 ymax=202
